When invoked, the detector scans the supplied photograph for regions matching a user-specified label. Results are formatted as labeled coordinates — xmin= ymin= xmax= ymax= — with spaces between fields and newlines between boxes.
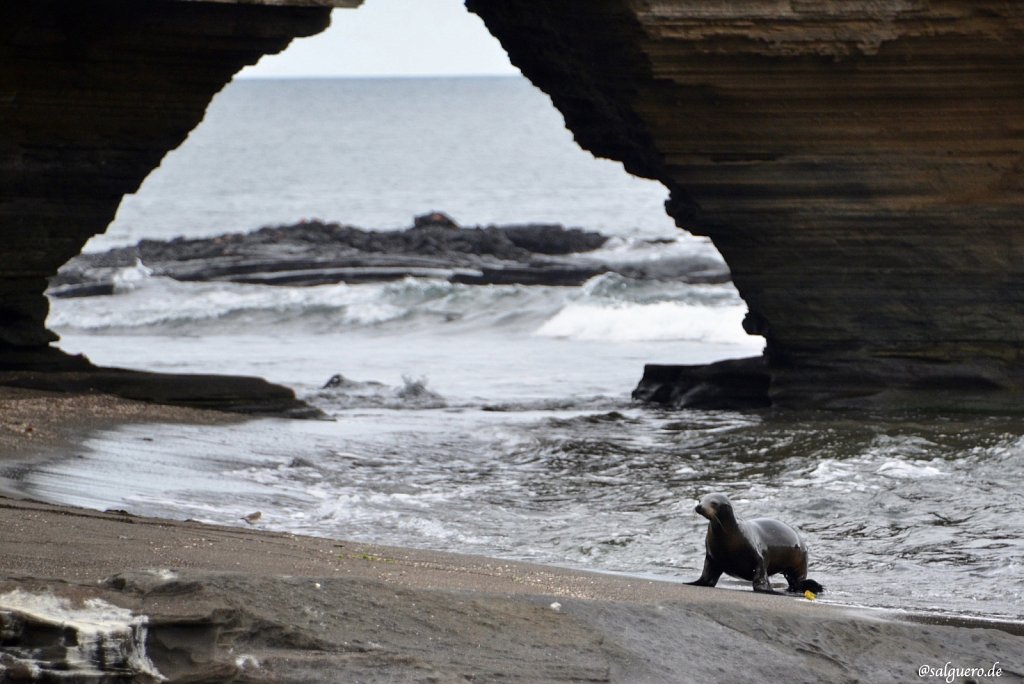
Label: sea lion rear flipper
xmin=752 ymin=582 xmax=780 ymax=594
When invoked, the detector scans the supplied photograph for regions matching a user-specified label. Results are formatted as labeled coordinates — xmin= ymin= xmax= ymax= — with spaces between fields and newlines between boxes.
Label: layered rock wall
xmin=0 ymin=0 xmax=341 ymax=355
xmin=469 ymin=1 xmax=1024 ymax=409
xmin=5 ymin=0 xmax=1024 ymax=410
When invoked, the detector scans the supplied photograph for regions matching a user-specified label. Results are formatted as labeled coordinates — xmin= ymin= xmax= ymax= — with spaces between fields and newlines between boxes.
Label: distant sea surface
xmin=91 ymin=76 xmax=678 ymax=250
xmin=14 ymin=77 xmax=1020 ymax=623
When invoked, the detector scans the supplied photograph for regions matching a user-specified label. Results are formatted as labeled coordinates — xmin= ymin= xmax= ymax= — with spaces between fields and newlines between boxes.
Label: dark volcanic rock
xmin=499 ymin=223 xmax=608 ymax=255
xmin=12 ymin=0 xmax=1024 ymax=411
xmin=0 ymin=0 xmax=349 ymax=414
xmin=49 ymin=218 xmax=728 ymax=296
xmin=0 ymin=0 xmax=342 ymax=351
xmin=0 ymin=368 xmax=314 ymax=417
xmin=632 ymin=357 xmax=771 ymax=410
xmin=470 ymin=2 xmax=1024 ymax=411
xmin=0 ymin=346 xmax=314 ymax=416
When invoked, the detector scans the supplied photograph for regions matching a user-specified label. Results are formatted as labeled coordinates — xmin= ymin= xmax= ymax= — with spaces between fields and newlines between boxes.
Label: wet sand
xmin=0 ymin=386 xmax=241 ymax=455
xmin=1 ymin=389 xmax=1021 ymax=682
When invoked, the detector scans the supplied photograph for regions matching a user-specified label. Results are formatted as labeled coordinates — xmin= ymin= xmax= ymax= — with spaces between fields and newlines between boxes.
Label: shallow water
xmin=7 ymin=387 xmax=1022 ymax=622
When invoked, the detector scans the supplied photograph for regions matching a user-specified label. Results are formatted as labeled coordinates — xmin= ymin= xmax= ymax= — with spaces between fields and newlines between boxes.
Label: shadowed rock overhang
xmin=468 ymin=1 xmax=1024 ymax=411
xmin=1 ymin=0 xmax=357 ymax=352
xmin=3 ymin=0 xmax=1024 ymax=411
xmin=0 ymin=0 xmax=360 ymax=411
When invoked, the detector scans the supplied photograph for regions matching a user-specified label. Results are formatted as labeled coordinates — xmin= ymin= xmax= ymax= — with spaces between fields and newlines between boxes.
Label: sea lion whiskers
xmin=693 ymin=493 xmax=736 ymax=526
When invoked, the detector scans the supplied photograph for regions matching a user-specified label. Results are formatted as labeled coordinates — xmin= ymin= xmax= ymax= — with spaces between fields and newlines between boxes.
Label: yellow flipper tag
xmin=804 ymin=590 xmax=817 ymax=601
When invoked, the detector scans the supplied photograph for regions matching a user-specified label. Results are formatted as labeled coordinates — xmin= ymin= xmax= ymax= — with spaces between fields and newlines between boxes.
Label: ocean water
xmin=89 ymin=77 xmax=678 ymax=250
xmin=13 ymin=77 xmax=1023 ymax=623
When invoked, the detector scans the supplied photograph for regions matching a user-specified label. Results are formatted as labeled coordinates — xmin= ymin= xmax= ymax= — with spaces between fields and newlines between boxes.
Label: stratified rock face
xmin=469 ymin=1 xmax=1024 ymax=410
xmin=0 ymin=0 xmax=335 ymax=351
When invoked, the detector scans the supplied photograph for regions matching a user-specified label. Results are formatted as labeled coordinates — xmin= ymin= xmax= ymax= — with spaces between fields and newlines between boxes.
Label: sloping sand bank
xmin=0 ymin=495 xmax=1019 ymax=683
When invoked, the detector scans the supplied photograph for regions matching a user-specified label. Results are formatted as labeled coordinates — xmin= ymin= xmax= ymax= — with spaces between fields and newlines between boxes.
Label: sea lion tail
xmin=799 ymin=579 xmax=825 ymax=594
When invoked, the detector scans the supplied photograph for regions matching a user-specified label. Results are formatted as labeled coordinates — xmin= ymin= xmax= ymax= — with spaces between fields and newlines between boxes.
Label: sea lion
xmin=687 ymin=493 xmax=824 ymax=595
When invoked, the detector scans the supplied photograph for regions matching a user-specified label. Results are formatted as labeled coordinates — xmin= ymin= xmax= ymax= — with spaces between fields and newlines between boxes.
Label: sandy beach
xmin=0 ymin=385 xmax=245 ymax=450
xmin=1 ymin=389 xmax=1021 ymax=682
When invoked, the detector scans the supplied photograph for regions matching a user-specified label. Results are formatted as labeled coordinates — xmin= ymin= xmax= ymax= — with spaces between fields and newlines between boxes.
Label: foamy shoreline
xmin=0 ymin=390 xmax=1020 ymax=682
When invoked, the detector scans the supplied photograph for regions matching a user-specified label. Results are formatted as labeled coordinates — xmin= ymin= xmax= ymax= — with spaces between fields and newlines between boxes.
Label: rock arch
xmin=4 ymin=0 xmax=1024 ymax=411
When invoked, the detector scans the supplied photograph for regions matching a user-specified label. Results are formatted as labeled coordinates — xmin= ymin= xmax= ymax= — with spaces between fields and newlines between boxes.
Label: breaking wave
xmin=314 ymin=374 xmax=447 ymax=410
xmin=534 ymin=301 xmax=748 ymax=343
xmin=49 ymin=270 xmax=751 ymax=344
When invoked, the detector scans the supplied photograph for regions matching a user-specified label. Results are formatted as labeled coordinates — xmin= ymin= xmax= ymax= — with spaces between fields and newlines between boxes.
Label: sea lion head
xmin=694 ymin=493 xmax=735 ymax=523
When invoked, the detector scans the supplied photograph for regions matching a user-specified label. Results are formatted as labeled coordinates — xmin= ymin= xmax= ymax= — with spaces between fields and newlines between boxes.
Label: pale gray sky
xmin=239 ymin=0 xmax=519 ymax=78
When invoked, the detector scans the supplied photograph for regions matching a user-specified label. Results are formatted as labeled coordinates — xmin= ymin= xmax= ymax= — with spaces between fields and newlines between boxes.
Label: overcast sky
xmin=239 ymin=0 xmax=519 ymax=78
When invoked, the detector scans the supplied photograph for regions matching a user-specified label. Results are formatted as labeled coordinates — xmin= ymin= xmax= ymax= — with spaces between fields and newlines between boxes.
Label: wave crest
xmin=49 ymin=270 xmax=751 ymax=346
xmin=535 ymin=300 xmax=749 ymax=343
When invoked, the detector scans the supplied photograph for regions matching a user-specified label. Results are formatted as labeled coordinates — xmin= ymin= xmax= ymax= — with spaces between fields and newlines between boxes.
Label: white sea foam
xmin=875 ymin=460 xmax=945 ymax=479
xmin=49 ymin=277 xmax=410 ymax=330
xmin=51 ymin=267 xmax=750 ymax=348
xmin=236 ymin=654 xmax=261 ymax=670
xmin=788 ymin=459 xmax=878 ymax=493
xmin=111 ymin=259 xmax=153 ymax=292
xmin=534 ymin=301 xmax=750 ymax=343
xmin=586 ymin=234 xmax=723 ymax=263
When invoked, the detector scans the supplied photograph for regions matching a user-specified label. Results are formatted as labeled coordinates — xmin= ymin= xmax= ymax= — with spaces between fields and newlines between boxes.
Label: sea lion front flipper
xmin=751 ymin=563 xmax=780 ymax=594
xmin=687 ymin=556 xmax=723 ymax=587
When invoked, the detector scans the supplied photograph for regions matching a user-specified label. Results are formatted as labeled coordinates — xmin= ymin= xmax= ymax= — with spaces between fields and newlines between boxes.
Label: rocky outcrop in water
xmin=632 ymin=357 xmax=770 ymax=411
xmin=48 ymin=214 xmax=729 ymax=297
xmin=469 ymin=2 xmax=1024 ymax=411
